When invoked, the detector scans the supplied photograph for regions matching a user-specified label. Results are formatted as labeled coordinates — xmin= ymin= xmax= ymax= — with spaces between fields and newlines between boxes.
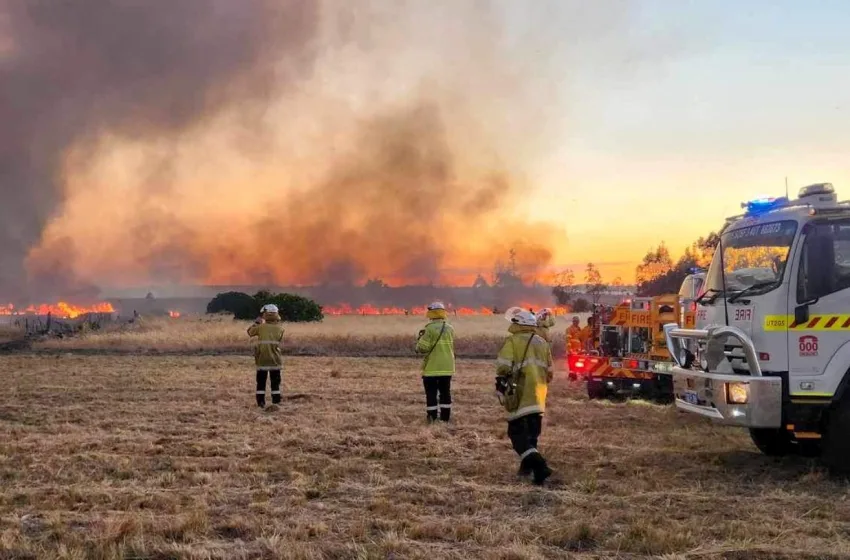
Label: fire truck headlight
xmin=652 ymin=362 xmax=672 ymax=373
xmin=726 ymin=382 xmax=749 ymax=405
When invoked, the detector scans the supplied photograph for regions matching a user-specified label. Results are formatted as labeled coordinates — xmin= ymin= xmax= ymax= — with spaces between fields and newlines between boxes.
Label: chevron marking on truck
xmin=587 ymin=360 xmax=655 ymax=380
xmin=764 ymin=314 xmax=850 ymax=331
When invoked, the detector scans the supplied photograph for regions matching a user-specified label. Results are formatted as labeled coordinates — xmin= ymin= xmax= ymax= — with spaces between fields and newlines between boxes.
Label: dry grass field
xmin=2 ymin=348 xmax=850 ymax=559
xmin=28 ymin=315 xmax=583 ymax=358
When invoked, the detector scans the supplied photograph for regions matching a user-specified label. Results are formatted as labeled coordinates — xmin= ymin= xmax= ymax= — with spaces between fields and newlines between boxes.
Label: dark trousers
xmin=423 ymin=375 xmax=452 ymax=421
xmin=508 ymin=413 xmax=543 ymax=457
xmin=508 ymin=413 xmax=551 ymax=484
xmin=256 ymin=370 xmax=281 ymax=406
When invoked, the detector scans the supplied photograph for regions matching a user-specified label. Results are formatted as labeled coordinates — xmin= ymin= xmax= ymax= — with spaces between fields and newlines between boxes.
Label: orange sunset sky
xmin=17 ymin=1 xmax=850 ymax=289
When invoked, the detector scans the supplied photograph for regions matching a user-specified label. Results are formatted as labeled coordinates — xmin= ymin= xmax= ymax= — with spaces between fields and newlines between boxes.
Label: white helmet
xmin=427 ymin=301 xmax=445 ymax=310
xmin=261 ymin=304 xmax=279 ymax=314
xmin=505 ymin=306 xmax=537 ymax=327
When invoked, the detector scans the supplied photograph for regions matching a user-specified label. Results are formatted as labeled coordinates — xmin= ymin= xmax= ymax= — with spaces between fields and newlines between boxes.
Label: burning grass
xmin=31 ymin=315 xmax=582 ymax=358
xmin=0 ymin=302 xmax=115 ymax=319
xmin=1 ymin=354 xmax=849 ymax=559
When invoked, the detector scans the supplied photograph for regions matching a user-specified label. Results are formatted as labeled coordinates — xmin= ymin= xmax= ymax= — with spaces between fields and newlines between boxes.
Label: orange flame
xmin=320 ymin=304 xmax=570 ymax=316
xmin=168 ymin=310 xmax=181 ymax=318
xmin=0 ymin=301 xmax=115 ymax=319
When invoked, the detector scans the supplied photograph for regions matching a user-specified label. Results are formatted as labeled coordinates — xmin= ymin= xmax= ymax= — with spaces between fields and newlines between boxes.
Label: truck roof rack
xmin=725 ymin=199 xmax=850 ymax=225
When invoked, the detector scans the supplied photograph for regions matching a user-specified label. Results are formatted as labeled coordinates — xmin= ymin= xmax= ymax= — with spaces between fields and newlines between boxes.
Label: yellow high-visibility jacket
xmin=415 ymin=319 xmax=455 ymax=376
xmin=579 ymin=325 xmax=594 ymax=351
xmin=497 ymin=324 xmax=554 ymax=421
xmin=566 ymin=324 xmax=582 ymax=353
xmin=536 ymin=315 xmax=556 ymax=342
xmin=247 ymin=318 xmax=284 ymax=371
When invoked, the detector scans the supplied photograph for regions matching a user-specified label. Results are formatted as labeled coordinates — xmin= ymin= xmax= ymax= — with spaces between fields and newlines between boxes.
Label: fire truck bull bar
xmin=662 ymin=323 xmax=782 ymax=428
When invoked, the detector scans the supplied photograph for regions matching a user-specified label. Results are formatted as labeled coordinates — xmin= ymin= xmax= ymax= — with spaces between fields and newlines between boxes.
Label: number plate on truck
xmin=610 ymin=361 xmax=622 ymax=368
xmin=684 ymin=391 xmax=698 ymax=405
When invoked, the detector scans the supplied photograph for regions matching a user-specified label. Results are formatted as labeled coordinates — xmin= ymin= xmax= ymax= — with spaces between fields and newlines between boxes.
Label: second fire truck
xmin=568 ymin=273 xmax=703 ymax=401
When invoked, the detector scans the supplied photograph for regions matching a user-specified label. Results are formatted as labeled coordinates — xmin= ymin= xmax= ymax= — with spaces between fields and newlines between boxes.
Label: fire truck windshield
xmin=704 ymin=220 xmax=798 ymax=299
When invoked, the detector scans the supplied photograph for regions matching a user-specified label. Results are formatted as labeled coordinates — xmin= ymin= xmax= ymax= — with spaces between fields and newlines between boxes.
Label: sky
xmin=6 ymin=0 xmax=850 ymax=297
xmin=531 ymin=0 xmax=850 ymax=279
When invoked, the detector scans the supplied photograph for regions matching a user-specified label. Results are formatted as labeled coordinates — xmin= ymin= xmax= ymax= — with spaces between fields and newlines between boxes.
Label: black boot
xmin=427 ymin=411 xmax=438 ymax=423
xmin=530 ymin=454 xmax=553 ymax=486
xmin=517 ymin=456 xmax=533 ymax=478
xmin=439 ymin=407 xmax=451 ymax=422
xmin=256 ymin=396 xmax=266 ymax=408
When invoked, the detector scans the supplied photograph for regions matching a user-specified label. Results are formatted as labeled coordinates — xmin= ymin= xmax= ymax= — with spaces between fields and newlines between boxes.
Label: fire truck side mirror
xmin=794 ymin=304 xmax=810 ymax=326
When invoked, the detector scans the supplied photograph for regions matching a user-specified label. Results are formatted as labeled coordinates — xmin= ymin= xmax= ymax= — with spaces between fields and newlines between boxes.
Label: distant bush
xmin=206 ymin=291 xmax=323 ymax=322
xmin=206 ymin=292 xmax=260 ymax=320
xmin=253 ymin=291 xmax=323 ymax=323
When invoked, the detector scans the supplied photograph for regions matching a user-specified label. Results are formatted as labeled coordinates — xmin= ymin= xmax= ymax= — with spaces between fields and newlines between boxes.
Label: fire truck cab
xmin=664 ymin=183 xmax=850 ymax=471
xmin=570 ymin=273 xmax=703 ymax=401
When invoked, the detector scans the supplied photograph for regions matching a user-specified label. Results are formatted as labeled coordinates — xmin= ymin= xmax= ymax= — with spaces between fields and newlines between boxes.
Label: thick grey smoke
xmin=8 ymin=1 xmax=657 ymax=298
xmin=0 ymin=0 xmax=318 ymax=302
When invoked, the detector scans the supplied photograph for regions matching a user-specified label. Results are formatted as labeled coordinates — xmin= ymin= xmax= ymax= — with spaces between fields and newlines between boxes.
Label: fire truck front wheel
xmin=749 ymin=428 xmax=794 ymax=457
xmin=822 ymin=398 xmax=850 ymax=474
xmin=587 ymin=380 xmax=607 ymax=400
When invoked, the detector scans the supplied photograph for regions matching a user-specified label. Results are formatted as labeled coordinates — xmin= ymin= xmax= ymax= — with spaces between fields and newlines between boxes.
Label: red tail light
xmin=628 ymin=359 xmax=639 ymax=369
xmin=568 ymin=355 xmax=597 ymax=377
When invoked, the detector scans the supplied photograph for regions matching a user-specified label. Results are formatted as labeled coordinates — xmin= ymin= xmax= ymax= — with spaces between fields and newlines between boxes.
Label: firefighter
xmin=536 ymin=308 xmax=556 ymax=342
xmin=415 ymin=302 xmax=455 ymax=422
xmin=495 ymin=309 xmax=554 ymax=485
xmin=580 ymin=315 xmax=596 ymax=352
xmin=247 ymin=304 xmax=285 ymax=409
xmin=566 ymin=316 xmax=582 ymax=353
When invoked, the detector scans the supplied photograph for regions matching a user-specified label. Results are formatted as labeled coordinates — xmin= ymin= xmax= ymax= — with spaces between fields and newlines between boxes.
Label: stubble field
xmin=1 ymin=316 xmax=850 ymax=559
xmin=28 ymin=315 xmax=579 ymax=358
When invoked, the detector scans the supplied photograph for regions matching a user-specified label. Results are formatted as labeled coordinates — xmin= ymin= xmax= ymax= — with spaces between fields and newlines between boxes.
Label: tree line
xmin=634 ymin=232 xmax=721 ymax=296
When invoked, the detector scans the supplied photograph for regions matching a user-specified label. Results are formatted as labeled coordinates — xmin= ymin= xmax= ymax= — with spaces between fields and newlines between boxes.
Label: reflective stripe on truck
xmin=764 ymin=314 xmax=850 ymax=331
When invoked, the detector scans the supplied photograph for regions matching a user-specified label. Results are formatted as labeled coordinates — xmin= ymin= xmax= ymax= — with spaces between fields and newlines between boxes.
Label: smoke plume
xmin=3 ymin=1 xmax=633 ymax=300
xmin=0 ymin=0 xmax=318 ymax=301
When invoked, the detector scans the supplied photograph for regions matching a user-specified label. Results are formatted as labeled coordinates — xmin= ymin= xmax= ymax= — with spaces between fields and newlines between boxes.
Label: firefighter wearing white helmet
xmin=247 ymin=303 xmax=285 ymax=409
xmin=415 ymin=301 xmax=456 ymax=422
xmin=535 ymin=307 xmax=556 ymax=342
xmin=495 ymin=308 xmax=554 ymax=485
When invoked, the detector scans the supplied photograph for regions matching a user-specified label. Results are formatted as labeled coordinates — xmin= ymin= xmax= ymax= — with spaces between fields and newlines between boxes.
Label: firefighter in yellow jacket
xmin=496 ymin=308 xmax=554 ymax=485
xmin=415 ymin=302 xmax=455 ymax=422
xmin=566 ymin=316 xmax=582 ymax=353
xmin=247 ymin=304 xmax=285 ymax=409
xmin=536 ymin=308 xmax=555 ymax=342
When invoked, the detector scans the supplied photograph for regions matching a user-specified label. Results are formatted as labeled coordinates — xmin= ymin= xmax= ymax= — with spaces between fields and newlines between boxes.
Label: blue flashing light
xmin=742 ymin=196 xmax=789 ymax=215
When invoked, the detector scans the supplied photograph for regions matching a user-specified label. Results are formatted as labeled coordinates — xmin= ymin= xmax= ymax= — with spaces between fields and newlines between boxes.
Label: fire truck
xmin=568 ymin=273 xmax=703 ymax=401
xmin=664 ymin=183 xmax=850 ymax=472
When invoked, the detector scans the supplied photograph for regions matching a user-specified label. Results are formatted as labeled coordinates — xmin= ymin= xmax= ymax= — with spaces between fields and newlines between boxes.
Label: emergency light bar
xmin=741 ymin=196 xmax=789 ymax=215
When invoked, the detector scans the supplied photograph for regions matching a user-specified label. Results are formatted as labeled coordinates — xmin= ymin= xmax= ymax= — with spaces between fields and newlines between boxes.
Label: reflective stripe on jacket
xmin=415 ymin=319 xmax=455 ymax=376
xmin=497 ymin=324 xmax=553 ymax=420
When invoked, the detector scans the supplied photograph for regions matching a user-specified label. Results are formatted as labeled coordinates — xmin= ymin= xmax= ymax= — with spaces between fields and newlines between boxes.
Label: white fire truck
xmin=664 ymin=183 xmax=850 ymax=471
